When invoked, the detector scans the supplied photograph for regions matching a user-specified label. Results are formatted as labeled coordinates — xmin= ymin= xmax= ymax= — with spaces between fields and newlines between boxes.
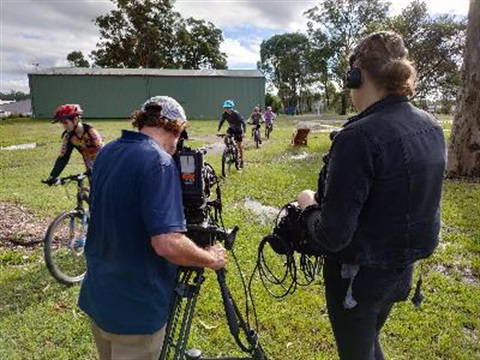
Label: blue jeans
xmin=323 ymin=258 xmax=413 ymax=360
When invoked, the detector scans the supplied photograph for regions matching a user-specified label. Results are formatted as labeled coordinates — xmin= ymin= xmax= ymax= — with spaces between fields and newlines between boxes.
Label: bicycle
xmin=41 ymin=173 xmax=89 ymax=285
xmin=252 ymin=124 xmax=262 ymax=148
xmin=265 ymin=121 xmax=273 ymax=139
xmin=217 ymin=134 xmax=240 ymax=177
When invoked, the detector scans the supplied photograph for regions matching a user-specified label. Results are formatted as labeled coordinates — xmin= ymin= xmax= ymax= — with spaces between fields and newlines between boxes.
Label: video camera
xmin=174 ymin=132 xmax=227 ymax=248
xmin=263 ymin=202 xmax=326 ymax=257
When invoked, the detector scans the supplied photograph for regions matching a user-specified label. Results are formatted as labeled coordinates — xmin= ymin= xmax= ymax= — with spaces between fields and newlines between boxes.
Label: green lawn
xmin=0 ymin=116 xmax=479 ymax=360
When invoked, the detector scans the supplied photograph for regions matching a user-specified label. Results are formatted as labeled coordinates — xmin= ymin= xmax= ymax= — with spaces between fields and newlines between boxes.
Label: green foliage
xmin=90 ymin=0 xmax=227 ymax=69
xmin=384 ymin=0 xmax=466 ymax=101
xmin=0 ymin=91 xmax=29 ymax=101
xmin=66 ymin=51 xmax=90 ymax=68
xmin=175 ymin=18 xmax=227 ymax=69
xmin=1 ymin=117 xmax=479 ymax=359
xmin=259 ymin=33 xmax=312 ymax=107
xmin=264 ymin=93 xmax=282 ymax=113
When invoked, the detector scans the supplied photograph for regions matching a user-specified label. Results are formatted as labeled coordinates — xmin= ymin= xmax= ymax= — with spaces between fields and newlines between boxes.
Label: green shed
xmin=28 ymin=68 xmax=265 ymax=119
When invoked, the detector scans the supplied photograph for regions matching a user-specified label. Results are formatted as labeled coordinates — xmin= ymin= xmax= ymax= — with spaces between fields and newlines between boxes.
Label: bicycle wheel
xmin=44 ymin=210 xmax=88 ymax=285
xmin=265 ymin=126 xmax=271 ymax=139
xmin=222 ymin=150 xmax=229 ymax=177
xmin=254 ymin=130 xmax=260 ymax=148
xmin=234 ymin=147 xmax=240 ymax=170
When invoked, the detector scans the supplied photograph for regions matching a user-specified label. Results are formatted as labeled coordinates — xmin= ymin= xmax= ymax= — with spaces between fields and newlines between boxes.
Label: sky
xmin=0 ymin=0 xmax=470 ymax=94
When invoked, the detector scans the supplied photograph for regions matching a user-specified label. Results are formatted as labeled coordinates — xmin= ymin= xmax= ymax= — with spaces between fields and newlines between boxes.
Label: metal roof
xmin=29 ymin=67 xmax=264 ymax=78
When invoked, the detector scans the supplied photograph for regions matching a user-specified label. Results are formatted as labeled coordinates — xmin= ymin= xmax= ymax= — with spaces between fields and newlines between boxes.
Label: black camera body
xmin=175 ymin=147 xmax=215 ymax=225
xmin=265 ymin=202 xmax=325 ymax=257
xmin=174 ymin=142 xmax=230 ymax=249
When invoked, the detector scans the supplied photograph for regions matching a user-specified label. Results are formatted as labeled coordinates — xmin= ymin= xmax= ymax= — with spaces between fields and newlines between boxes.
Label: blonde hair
xmin=350 ymin=31 xmax=417 ymax=97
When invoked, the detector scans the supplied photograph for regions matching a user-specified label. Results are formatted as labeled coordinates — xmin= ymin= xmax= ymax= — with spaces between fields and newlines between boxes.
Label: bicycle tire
xmin=44 ymin=210 xmax=88 ymax=285
xmin=222 ymin=150 xmax=229 ymax=177
xmin=234 ymin=147 xmax=240 ymax=170
xmin=254 ymin=130 xmax=260 ymax=148
xmin=265 ymin=126 xmax=271 ymax=139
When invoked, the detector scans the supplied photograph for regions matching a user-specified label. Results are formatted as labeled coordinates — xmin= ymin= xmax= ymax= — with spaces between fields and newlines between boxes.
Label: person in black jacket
xmin=297 ymin=31 xmax=446 ymax=360
xmin=217 ymin=99 xmax=246 ymax=167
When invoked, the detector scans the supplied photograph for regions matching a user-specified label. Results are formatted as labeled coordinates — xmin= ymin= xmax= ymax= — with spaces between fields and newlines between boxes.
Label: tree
xmin=305 ymin=0 xmax=390 ymax=114
xmin=386 ymin=0 xmax=466 ymax=101
xmin=447 ymin=0 xmax=480 ymax=177
xmin=259 ymin=33 xmax=312 ymax=109
xmin=265 ymin=93 xmax=282 ymax=113
xmin=175 ymin=18 xmax=227 ymax=69
xmin=66 ymin=51 xmax=90 ymax=67
xmin=91 ymin=0 xmax=226 ymax=69
xmin=0 ymin=91 xmax=30 ymax=101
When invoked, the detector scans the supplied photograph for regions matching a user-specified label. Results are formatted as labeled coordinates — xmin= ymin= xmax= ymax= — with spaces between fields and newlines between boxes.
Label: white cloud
xmin=221 ymin=37 xmax=261 ymax=68
xmin=0 ymin=0 xmax=470 ymax=93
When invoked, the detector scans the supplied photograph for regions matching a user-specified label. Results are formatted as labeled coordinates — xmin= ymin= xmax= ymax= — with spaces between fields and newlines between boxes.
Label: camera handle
xmin=159 ymin=228 xmax=266 ymax=360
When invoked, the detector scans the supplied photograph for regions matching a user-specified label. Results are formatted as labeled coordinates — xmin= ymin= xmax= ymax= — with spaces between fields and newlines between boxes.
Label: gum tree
xmin=90 ymin=0 xmax=226 ymax=69
xmin=447 ymin=0 xmax=480 ymax=177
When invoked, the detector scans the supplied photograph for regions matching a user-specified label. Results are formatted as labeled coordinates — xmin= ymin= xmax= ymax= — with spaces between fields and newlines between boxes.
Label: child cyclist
xmin=44 ymin=104 xmax=103 ymax=184
xmin=247 ymin=106 xmax=265 ymax=144
xmin=263 ymin=106 xmax=276 ymax=136
xmin=217 ymin=99 xmax=246 ymax=167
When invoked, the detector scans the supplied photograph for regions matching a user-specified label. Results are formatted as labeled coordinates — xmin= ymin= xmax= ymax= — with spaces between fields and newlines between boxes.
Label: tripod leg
xmin=160 ymin=268 xmax=205 ymax=360
xmin=216 ymin=269 xmax=266 ymax=359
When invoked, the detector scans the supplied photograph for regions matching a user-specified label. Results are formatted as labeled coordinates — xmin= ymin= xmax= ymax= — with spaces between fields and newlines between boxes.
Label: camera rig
xmin=160 ymin=141 xmax=266 ymax=360
xmin=253 ymin=202 xmax=324 ymax=299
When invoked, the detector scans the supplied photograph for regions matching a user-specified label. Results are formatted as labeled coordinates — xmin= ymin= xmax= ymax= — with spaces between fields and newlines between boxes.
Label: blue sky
xmin=0 ymin=0 xmax=469 ymax=93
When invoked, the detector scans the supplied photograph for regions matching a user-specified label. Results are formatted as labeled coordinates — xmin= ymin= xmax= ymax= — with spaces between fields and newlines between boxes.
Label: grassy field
xmin=0 ymin=115 xmax=479 ymax=360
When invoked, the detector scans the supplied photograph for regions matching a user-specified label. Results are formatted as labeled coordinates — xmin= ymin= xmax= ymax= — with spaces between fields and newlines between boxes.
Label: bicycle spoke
xmin=45 ymin=211 xmax=87 ymax=284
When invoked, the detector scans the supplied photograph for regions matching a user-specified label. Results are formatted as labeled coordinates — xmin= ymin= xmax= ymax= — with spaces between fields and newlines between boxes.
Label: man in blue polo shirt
xmin=79 ymin=96 xmax=227 ymax=360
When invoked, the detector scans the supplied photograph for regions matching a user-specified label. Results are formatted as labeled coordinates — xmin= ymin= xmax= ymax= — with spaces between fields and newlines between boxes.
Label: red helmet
xmin=52 ymin=104 xmax=83 ymax=123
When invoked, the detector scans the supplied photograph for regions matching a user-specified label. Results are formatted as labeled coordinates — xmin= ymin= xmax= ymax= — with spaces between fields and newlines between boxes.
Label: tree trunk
xmin=447 ymin=0 xmax=480 ymax=177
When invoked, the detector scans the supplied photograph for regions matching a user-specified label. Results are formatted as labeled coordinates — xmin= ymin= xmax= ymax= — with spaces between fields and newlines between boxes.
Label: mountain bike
xmin=265 ymin=121 xmax=273 ymax=139
xmin=248 ymin=122 xmax=262 ymax=148
xmin=217 ymin=134 xmax=240 ymax=177
xmin=41 ymin=173 xmax=89 ymax=285
xmin=252 ymin=125 xmax=262 ymax=148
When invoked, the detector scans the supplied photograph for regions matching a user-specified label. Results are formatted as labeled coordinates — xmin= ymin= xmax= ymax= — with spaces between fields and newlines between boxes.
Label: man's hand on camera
xmin=206 ymin=244 xmax=227 ymax=270
xmin=297 ymin=190 xmax=318 ymax=209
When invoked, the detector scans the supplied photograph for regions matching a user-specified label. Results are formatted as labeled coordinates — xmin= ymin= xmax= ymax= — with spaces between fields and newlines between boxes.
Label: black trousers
xmin=323 ymin=258 xmax=413 ymax=360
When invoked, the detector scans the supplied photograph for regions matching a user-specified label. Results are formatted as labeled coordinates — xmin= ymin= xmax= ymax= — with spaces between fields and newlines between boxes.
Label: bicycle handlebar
xmin=42 ymin=173 xmax=88 ymax=186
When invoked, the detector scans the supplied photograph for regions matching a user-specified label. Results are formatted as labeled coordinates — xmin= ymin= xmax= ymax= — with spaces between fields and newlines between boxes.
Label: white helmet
xmin=142 ymin=96 xmax=187 ymax=124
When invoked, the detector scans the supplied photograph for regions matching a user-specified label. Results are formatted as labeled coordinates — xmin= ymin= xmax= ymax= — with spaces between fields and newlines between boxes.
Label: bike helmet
xmin=52 ymin=104 xmax=83 ymax=123
xmin=223 ymin=100 xmax=235 ymax=109
xmin=142 ymin=96 xmax=187 ymax=124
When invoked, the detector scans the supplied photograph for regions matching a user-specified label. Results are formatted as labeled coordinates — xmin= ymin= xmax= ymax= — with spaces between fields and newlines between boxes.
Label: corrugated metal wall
xmin=29 ymin=74 xmax=265 ymax=120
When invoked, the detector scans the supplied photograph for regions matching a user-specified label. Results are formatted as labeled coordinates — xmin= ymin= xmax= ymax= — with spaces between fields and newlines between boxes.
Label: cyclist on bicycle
xmin=217 ymin=99 xmax=246 ymax=167
xmin=263 ymin=106 xmax=276 ymax=133
xmin=44 ymin=104 xmax=103 ymax=184
xmin=247 ymin=106 xmax=264 ymax=144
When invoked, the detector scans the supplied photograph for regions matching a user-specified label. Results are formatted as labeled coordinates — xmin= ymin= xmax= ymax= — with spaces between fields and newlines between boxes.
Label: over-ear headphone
xmin=345 ymin=67 xmax=362 ymax=89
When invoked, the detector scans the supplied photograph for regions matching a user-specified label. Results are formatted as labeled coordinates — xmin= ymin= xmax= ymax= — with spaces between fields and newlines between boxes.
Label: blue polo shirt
xmin=78 ymin=130 xmax=186 ymax=334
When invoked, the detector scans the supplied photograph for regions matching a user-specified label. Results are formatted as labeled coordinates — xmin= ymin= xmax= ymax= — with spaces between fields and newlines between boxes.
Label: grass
xmin=0 ymin=115 xmax=479 ymax=359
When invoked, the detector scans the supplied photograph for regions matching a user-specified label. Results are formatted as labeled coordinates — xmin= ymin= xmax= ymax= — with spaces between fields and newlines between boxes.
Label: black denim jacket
xmin=304 ymin=96 xmax=446 ymax=268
